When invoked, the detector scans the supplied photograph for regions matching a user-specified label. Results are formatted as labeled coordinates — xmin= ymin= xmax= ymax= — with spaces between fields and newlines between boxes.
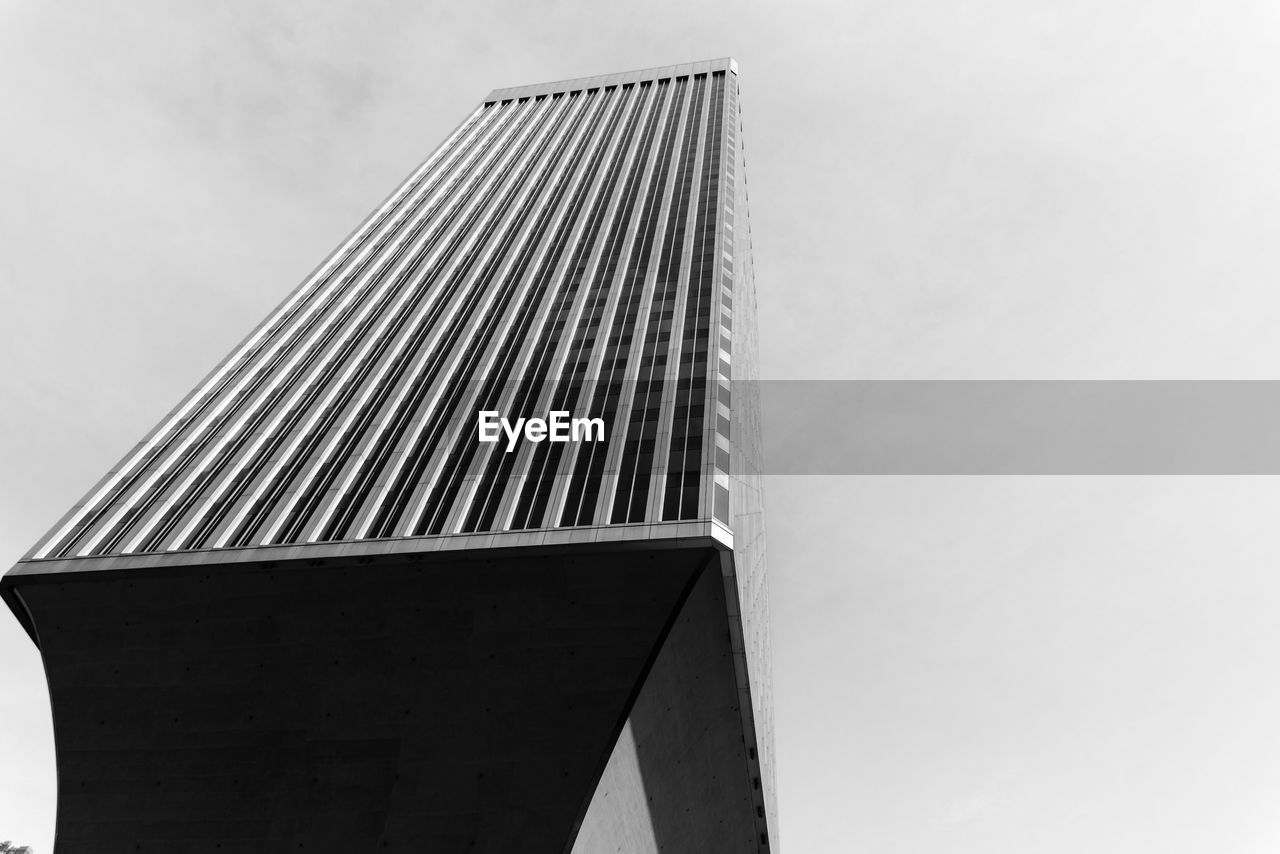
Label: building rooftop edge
xmin=3 ymin=519 xmax=732 ymax=582
xmin=484 ymin=57 xmax=737 ymax=103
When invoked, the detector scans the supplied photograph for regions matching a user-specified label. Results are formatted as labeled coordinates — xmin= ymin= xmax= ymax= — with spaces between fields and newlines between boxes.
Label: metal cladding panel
xmin=24 ymin=66 xmax=740 ymax=562
xmin=724 ymin=72 xmax=779 ymax=850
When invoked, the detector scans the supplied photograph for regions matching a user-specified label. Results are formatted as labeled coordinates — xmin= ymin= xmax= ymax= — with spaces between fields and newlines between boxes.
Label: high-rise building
xmin=2 ymin=57 xmax=774 ymax=853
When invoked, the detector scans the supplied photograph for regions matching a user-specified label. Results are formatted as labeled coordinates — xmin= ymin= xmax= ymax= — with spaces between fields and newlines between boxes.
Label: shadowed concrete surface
xmin=572 ymin=564 xmax=761 ymax=853
xmin=7 ymin=545 xmax=714 ymax=853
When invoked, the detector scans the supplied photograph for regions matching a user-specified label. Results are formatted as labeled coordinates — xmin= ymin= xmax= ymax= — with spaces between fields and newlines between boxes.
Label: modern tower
xmin=3 ymin=58 xmax=775 ymax=853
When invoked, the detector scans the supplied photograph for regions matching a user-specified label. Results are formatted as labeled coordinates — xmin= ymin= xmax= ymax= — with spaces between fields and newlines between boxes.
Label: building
xmin=2 ymin=57 xmax=775 ymax=853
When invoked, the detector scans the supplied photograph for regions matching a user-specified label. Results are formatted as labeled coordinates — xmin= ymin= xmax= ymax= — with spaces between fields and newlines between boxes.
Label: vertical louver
xmin=30 ymin=61 xmax=741 ymax=560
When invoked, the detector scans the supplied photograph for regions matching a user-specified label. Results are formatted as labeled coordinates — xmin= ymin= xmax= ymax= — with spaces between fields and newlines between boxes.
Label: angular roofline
xmin=485 ymin=56 xmax=737 ymax=103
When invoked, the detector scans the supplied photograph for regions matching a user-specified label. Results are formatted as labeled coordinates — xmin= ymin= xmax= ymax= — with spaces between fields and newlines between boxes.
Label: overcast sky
xmin=4 ymin=1 xmax=1280 ymax=851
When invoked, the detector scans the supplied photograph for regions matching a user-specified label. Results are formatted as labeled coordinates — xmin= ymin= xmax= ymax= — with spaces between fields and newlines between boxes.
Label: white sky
xmin=3 ymin=1 xmax=1280 ymax=851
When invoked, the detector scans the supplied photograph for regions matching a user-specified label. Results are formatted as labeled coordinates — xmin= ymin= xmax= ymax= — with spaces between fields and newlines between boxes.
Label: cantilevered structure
xmin=3 ymin=57 xmax=775 ymax=853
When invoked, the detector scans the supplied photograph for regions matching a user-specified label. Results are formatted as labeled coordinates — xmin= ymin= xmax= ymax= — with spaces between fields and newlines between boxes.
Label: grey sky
xmin=3 ymin=1 xmax=1280 ymax=851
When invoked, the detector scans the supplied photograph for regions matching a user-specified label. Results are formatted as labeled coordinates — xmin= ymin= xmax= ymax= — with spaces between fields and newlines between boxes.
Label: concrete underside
xmin=7 ymin=541 xmax=763 ymax=853
xmin=573 ymin=565 xmax=763 ymax=853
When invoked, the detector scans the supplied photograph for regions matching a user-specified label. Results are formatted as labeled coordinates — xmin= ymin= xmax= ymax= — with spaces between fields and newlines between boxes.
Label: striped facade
xmin=29 ymin=60 xmax=741 ymax=560
xmin=5 ymin=57 xmax=775 ymax=853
